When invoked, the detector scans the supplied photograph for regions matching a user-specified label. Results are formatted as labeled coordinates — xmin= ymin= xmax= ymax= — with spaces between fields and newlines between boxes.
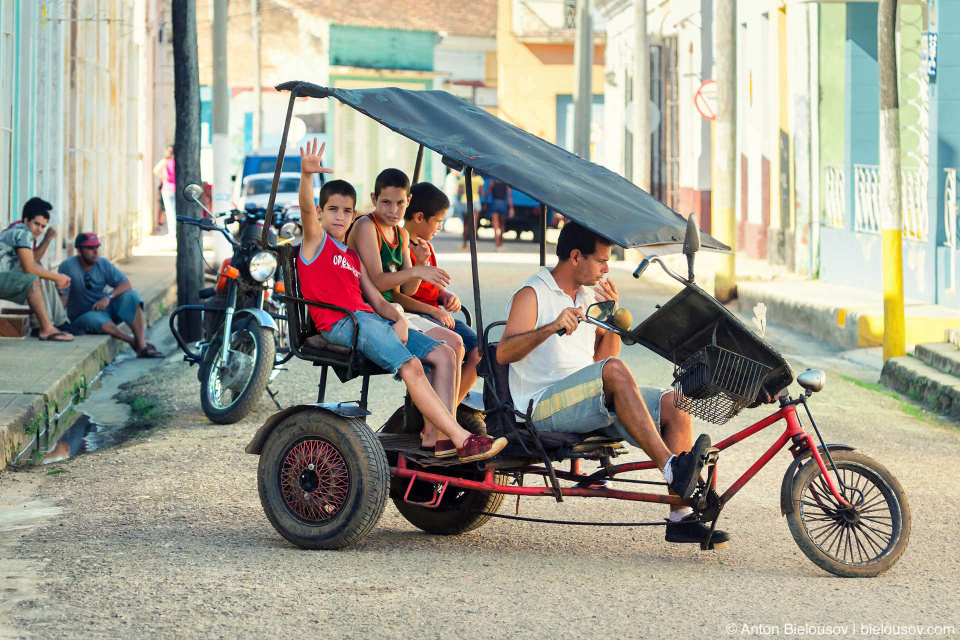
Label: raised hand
xmin=299 ymin=138 xmax=334 ymax=176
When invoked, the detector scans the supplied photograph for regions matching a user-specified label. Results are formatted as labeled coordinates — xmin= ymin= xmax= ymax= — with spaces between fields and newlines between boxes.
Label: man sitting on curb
xmin=58 ymin=233 xmax=163 ymax=358
xmin=0 ymin=200 xmax=74 ymax=341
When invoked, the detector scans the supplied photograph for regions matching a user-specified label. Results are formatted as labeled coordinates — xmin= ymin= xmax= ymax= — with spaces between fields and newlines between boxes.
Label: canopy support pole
xmin=262 ymin=88 xmax=298 ymax=247
xmin=465 ymin=168 xmax=485 ymax=349
xmin=412 ymin=144 xmax=425 ymax=185
xmin=539 ymin=203 xmax=547 ymax=267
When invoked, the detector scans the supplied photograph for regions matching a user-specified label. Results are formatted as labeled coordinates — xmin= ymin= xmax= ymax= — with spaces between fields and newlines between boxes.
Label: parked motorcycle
xmin=169 ymin=183 xmax=297 ymax=424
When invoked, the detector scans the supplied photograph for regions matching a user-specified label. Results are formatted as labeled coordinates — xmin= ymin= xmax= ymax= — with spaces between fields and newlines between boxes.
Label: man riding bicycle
xmin=497 ymin=222 xmax=729 ymax=545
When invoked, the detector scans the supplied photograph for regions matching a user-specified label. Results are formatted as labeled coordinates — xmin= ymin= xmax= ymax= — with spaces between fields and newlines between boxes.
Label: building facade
xmin=1 ymin=0 xmax=158 ymax=263
xmin=496 ymin=0 xmax=606 ymax=156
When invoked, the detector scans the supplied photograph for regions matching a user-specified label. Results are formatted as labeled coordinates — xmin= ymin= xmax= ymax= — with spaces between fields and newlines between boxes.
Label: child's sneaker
xmin=457 ymin=435 xmax=507 ymax=463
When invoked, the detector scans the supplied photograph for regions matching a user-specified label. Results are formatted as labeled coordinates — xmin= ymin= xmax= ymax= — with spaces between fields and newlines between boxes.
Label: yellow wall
xmin=496 ymin=0 xmax=605 ymax=143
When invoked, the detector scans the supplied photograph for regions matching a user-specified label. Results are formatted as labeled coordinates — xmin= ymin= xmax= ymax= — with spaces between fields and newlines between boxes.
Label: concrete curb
xmin=880 ymin=356 xmax=960 ymax=419
xmin=736 ymin=281 xmax=861 ymax=351
xmin=0 ymin=273 xmax=176 ymax=470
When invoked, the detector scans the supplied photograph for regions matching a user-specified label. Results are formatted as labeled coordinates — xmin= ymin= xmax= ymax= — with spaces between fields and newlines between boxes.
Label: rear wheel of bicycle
xmin=785 ymin=451 xmax=910 ymax=578
xmin=199 ymin=321 xmax=275 ymax=424
xmin=392 ymin=471 xmax=507 ymax=535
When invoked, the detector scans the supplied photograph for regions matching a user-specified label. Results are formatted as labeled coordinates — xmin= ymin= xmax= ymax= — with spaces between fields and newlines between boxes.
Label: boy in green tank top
xmin=348 ymin=168 xmax=474 ymax=454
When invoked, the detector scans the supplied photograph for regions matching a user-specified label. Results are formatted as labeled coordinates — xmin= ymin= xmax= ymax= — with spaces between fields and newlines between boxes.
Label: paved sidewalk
xmin=0 ymin=236 xmax=177 ymax=469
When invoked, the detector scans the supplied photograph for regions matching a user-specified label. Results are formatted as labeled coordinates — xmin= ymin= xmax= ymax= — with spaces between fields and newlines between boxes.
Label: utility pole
xmin=572 ymin=0 xmax=594 ymax=159
xmin=251 ymin=0 xmax=262 ymax=149
xmin=171 ymin=0 xmax=203 ymax=341
xmin=633 ymin=0 xmax=650 ymax=191
xmin=212 ymin=0 xmax=231 ymax=265
xmin=878 ymin=0 xmax=905 ymax=360
xmin=713 ymin=0 xmax=737 ymax=302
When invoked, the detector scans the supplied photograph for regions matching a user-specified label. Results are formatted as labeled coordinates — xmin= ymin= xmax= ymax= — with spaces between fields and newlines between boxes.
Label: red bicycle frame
xmin=391 ymin=401 xmax=852 ymax=509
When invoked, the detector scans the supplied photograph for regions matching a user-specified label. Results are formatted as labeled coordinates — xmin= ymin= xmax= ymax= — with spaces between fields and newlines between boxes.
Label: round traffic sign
xmin=695 ymin=80 xmax=718 ymax=121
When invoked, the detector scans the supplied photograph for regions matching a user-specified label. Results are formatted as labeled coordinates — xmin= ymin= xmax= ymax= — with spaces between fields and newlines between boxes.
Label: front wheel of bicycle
xmin=785 ymin=451 xmax=910 ymax=578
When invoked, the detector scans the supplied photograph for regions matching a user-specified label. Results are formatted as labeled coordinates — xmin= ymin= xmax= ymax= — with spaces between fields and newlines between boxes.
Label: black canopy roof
xmin=278 ymin=81 xmax=730 ymax=252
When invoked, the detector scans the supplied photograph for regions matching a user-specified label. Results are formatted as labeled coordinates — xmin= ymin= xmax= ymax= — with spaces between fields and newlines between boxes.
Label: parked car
xmin=237 ymin=172 xmax=302 ymax=211
xmin=232 ymin=144 xmax=327 ymax=206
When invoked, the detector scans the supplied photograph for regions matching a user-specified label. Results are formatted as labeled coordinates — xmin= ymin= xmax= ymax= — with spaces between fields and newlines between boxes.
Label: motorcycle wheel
xmin=258 ymin=411 xmax=388 ymax=550
xmin=785 ymin=451 xmax=910 ymax=578
xmin=199 ymin=320 xmax=276 ymax=424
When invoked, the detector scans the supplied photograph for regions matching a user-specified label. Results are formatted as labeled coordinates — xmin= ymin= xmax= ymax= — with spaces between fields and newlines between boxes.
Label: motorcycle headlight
xmin=248 ymin=251 xmax=278 ymax=282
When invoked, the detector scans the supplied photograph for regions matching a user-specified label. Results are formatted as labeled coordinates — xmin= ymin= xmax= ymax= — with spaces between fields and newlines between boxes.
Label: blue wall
xmin=329 ymin=26 xmax=435 ymax=71
xmin=843 ymin=3 xmax=879 ymax=227
xmin=933 ymin=0 xmax=960 ymax=306
xmin=820 ymin=2 xmax=937 ymax=303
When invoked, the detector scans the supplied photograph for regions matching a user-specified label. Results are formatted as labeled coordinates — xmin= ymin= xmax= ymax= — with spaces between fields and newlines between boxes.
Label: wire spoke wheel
xmin=257 ymin=412 xmax=388 ymax=550
xmin=786 ymin=451 xmax=910 ymax=578
xmin=280 ymin=437 xmax=350 ymax=522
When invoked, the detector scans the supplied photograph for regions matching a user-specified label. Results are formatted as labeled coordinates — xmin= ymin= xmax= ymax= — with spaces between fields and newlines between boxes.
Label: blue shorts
xmin=530 ymin=358 xmax=670 ymax=447
xmin=489 ymin=199 xmax=509 ymax=216
xmin=322 ymin=311 xmax=443 ymax=378
xmin=72 ymin=290 xmax=143 ymax=333
xmin=417 ymin=313 xmax=478 ymax=353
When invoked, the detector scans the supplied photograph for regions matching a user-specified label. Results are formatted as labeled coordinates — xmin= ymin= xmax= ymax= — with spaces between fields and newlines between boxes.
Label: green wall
xmin=329 ymin=26 xmax=435 ymax=71
xmin=819 ymin=4 xmax=846 ymax=220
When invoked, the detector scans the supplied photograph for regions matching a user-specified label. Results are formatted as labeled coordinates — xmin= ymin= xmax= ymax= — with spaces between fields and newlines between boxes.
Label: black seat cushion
xmin=303 ymin=333 xmax=353 ymax=357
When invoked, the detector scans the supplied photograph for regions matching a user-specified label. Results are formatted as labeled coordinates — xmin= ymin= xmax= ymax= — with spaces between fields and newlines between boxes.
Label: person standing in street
xmin=153 ymin=144 xmax=176 ymax=234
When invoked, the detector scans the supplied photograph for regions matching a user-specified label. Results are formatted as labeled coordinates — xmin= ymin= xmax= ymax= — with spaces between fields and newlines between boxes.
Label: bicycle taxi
xmin=245 ymin=81 xmax=909 ymax=578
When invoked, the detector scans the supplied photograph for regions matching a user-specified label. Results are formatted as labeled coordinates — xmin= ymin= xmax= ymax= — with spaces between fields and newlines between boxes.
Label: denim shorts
xmin=530 ymin=358 xmax=670 ymax=447
xmin=489 ymin=199 xmax=509 ymax=216
xmin=72 ymin=289 xmax=143 ymax=333
xmin=417 ymin=313 xmax=478 ymax=353
xmin=322 ymin=310 xmax=443 ymax=378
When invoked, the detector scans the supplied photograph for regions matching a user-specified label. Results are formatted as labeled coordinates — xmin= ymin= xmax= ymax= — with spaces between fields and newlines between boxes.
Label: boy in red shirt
xmin=396 ymin=182 xmax=480 ymax=405
xmin=296 ymin=138 xmax=505 ymax=462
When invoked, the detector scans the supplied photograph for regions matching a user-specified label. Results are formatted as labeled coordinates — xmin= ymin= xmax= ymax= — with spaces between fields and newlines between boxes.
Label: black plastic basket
xmin=673 ymin=345 xmax=771 ymax=425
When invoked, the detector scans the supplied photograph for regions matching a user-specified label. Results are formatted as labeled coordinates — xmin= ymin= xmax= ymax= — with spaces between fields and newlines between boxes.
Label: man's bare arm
xmin=497 ymin=287 xmax=584 ymax=364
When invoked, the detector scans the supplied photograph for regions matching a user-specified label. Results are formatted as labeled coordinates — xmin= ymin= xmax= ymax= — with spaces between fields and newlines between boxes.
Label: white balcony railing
xmin=946 ymin=168 xmax=958 ymax=294
xmin=824 ymin=164 xmax=845 ymax=227
xmin=853 ymin=164 xmax=928 ymax=240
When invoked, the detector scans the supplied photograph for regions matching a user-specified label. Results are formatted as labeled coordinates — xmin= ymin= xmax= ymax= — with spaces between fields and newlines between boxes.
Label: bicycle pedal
xmin=700 ymin=446 xmax=719 ymax=464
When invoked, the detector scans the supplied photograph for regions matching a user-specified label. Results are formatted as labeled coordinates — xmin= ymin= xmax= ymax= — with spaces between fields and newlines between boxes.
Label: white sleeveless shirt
xmin=506 ymin=268 xmax=597 ymax=416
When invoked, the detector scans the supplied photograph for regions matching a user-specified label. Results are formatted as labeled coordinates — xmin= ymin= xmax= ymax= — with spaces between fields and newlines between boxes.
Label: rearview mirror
xmin=586 ymin=300 xmax=616 ymax=323
xmin=183 ymin=183 xmax=203 ymax=202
